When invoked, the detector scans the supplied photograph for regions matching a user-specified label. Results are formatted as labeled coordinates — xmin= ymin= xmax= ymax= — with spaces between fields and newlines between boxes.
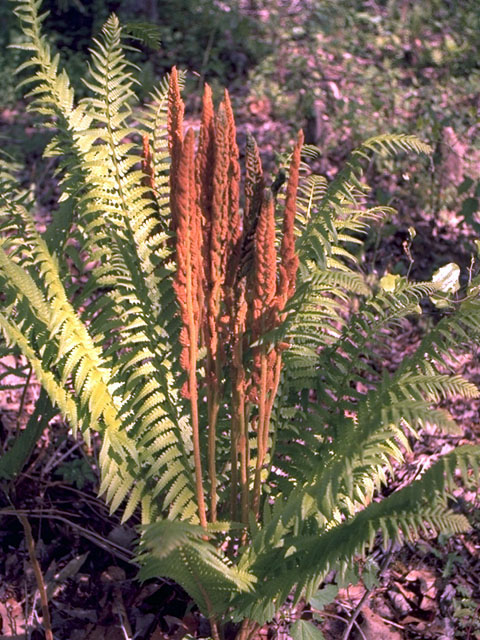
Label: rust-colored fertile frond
xmin=223 ymin=90 xmax=241 ymax=252
xmin=235 ymin=135 xmax=264 ymax=282
xmin=172 ymin=128 xmax=201 ymax=379
xmin=249 ymin=195 xmax=280 ymax=513
xmin=222 ymin=90 xmax=243 ymax=331
xmin=196 ymin=84 xmax=215 ymax=233
xmin=253 ymin=191 xmax=278 ymax=336
xmin=167 ymin=66 xmax=185 ymax=231
xmin=277 ymin=129 xmax=303 ymax=310
xmin=167 ymin=67 xmax=184 ymax=157
xmin=244 ymin=134 xmax=264 ymax=225
xmin=201 ymin=103 xmax=231 ymax=523
xmin=191 ymin=145 xmax=206 ymax=329
xmin=206 ymin=103 xmax=231 ymax=360
xmin=141 ymin=134 xmax=155 ymax=191
xmin=171 ymin=127 xmax=207 ymax=529
xmin=195 ymin=84 xmax=215 ymax=334
xmin=211 ymin=103 xmax=230 ymax=249
xmin=198 ymin=93 xmax=243 ymax=522
xmin=249 ymin=191 xmax=278 ymax=400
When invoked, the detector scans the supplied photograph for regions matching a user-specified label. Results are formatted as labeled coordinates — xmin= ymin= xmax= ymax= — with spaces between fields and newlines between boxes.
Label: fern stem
xmin=210 ymin=620 xmax=222 ymax=640
xmin=263 ymin=351 xmax=282 ymax=454
xmin=186 ymin=262 xmax=208 ymax=529
xmin=18 ymin=514 xmax=54 ymax=640
xmin=236 ymin=619 xmax=260 ymax=640
xmin=252 ymin=350 xmax=282 ymax=517
xmin=207 ymin=354 xmax=220 ymax=522
xmin=230 ymin=418 xmax=239 ymax=522
xmin=229 ymin=388 xmax=243 ymax=525
xmin=252 ymin=350 xmax=268 ymax=517
xmin=193 ymin=574 xmax=222 ymax=640
xmin=238 ymin=385 xmax=249 ymax=525
xmin=229 ymin=290 xmax=249 ymax=524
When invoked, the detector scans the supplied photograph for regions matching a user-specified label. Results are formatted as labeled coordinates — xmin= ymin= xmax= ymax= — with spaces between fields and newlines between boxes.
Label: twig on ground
xmin=319 ymin=610 xmax=367 ymax=640
xmin=341 ymin=541 xmax=395 ymax=640
xmin=4 ymin=508 xmax=137 ymax=566
xmin=18 ymin=513 xmax=54 ymax=640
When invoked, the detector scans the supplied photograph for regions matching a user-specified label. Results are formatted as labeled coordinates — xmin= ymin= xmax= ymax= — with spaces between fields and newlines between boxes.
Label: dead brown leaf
xmin=357 ymin=606 xmax=403 ymax=640
xmin=0 ymin=597 xmax=25 ymax=637
xmin=337 ymin=582 xmax=367 ymax=607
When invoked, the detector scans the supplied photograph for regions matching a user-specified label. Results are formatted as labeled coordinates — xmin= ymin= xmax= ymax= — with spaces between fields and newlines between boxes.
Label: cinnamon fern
xmin=2 ymin=1 xmax=480 ymax=637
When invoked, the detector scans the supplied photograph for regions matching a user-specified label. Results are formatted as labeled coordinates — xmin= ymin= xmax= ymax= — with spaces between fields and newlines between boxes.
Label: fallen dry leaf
xmin=393 ymin=580 xmax=416 ymax=603
xmin=404 ymin=568 xmax=437 ymax=593
xmin=388 ymin=590 xmax=412 ymax=617
xmin=0 ymin=597 xmax=25 ymax=637
xmin=337 ymin=582 xmax=367 ymax=607
xmin=358 ymin=606 xmax=403 ymax=640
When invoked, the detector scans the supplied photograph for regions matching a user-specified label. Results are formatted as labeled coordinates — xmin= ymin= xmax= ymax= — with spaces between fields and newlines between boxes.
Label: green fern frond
xmin=234 ymin=445 xmax=477 ymax=623
xmin=0 ymin=196 xmax=195 ymax=524
xmin=272 ymin=274 xmax=472 ymax=522
xmin=123 ymin=21 xmax=162 ymax=49
xmin=297 ymin=134 xmax=431 ymax=266
xmin=138 ymin=520 xmax=256 ymax=615
xmin=79 ymin=15 xmax=171 ymax=313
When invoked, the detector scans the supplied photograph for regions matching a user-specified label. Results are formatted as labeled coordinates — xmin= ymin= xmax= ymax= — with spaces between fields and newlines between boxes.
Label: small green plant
xmin=452 ymin=583 xmax=480 ymax=638
xmin=55 ymin=457 xmax=96 ymax=489
xmin=2 ymin=1 xmax=480 ymax=638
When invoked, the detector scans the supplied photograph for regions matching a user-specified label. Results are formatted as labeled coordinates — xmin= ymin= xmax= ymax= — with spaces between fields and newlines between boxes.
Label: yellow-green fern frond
xmin=138 ymin=520 xmax=256 ymax=616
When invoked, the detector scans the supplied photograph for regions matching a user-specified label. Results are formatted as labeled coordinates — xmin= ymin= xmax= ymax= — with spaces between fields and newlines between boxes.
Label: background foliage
xmin=2 ymin=0 xmax=480 ymax=258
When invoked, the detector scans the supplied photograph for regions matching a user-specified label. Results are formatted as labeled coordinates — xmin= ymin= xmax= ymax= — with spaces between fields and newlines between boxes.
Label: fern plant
xmin=2 ymin=1 xmax=480 ymax=638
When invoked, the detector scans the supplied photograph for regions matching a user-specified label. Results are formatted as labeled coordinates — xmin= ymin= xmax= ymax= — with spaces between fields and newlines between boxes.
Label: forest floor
xmin=1 ymin=75 xmax=480 ymax=640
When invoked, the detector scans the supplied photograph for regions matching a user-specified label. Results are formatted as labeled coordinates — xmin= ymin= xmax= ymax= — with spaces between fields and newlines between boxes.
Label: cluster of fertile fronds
xmin=4 ymin=1 xmax=480 ymax=637
xmin=167 ymin=68 xmax=304 ymax=526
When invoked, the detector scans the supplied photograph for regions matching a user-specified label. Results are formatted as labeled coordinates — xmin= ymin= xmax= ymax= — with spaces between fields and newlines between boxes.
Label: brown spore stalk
xmin=167 ymin=71 xmax=303 ymax=526
xmin=171 ymin=124 xmax=207 ymax=529
xmin=141 ymin=134 xmax=155 ymax=191
xmin=167 ymin=67 xmax=184 ymax=232
xmin=277 ymin=129 xmax=304 ymax=310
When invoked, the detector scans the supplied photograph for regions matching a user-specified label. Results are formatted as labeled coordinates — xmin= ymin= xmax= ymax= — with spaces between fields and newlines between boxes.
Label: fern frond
xmin=123 ymin=21 xmax=162 ymax=49
xmin=0 ymin=195 xmax=196 ymax=524
xmin=297 ymin=134 xmax=431 ymax=266
xmin=234 ymin=445 xmax=477 ymax=623
xmin=271 ymin=275 xmax=472 ymax=522
xmin=138 ymin=520 xmax=256 ymax=615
